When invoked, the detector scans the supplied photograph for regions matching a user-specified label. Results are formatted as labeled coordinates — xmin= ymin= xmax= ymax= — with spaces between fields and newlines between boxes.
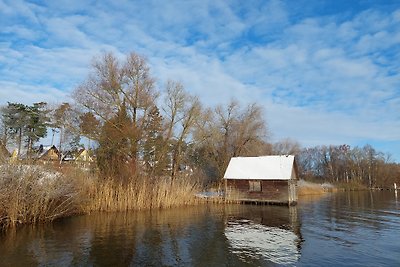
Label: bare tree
xmin=163 ymin=81 xmax=186 ymax=142
xmin=79 ymin=112 xmax=100 ymax=149
xmin=74 ymin=53 xmax=123 ymax=121
xmin=272 ymin=138 xmax=301 ymax=155
xmin=232 ymin=103 xmax=268 ymax=156
xmin=193 ymin=100 xmax=268 ymax=181
xmin=296 ymin=143 xmax=397 ymax=188
xmin=162 ymin=81 xmax=202 ymax=181
xmin=73 ymin=51 xmax=157 ymax=174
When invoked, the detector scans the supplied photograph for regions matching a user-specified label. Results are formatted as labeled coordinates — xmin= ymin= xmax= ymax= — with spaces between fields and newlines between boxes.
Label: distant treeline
xmin=298 ymin=144 xmax=400 ymax=189
xmin=1 ymin=51 xmax=399 ymax=188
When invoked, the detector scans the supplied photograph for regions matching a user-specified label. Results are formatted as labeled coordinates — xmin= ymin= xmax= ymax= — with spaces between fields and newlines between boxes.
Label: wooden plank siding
xmin=226 ymin=179 xmax=296 ymax=205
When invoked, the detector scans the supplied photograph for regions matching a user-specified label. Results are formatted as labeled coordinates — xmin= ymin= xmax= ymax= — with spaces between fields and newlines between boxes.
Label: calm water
xmin=1 ymin=191 xmax=399 ymax=266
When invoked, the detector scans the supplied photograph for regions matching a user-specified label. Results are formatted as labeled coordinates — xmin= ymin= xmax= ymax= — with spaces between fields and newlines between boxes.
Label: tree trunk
xmin=59 ymin=127 xmax=63 ymax=153
xmin=17 ymin=127 xmax=22 ymax=157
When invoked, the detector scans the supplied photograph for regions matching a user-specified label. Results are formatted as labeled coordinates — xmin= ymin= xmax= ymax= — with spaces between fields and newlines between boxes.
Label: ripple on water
xmin=225 ymin=220 xmax=301 ymax=265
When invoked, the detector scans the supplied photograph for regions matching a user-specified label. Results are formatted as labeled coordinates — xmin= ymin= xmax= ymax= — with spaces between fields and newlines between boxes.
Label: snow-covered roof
xmin=223 ymin=155 xmax=296 ymax=180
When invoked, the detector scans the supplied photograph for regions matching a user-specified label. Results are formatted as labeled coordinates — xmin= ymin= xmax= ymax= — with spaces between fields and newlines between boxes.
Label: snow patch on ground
xmin=195 ymin=191 xmax=223 ymax=198
xmin=0 ymin=164 xmax=62 ymax=185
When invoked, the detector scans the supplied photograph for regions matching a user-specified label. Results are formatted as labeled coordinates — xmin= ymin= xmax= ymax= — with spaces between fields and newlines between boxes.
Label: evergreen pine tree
xmin=25 ymin=102 xmax=49 ymax=156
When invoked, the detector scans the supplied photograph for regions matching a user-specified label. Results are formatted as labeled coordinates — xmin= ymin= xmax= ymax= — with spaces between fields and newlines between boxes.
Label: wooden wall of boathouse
xmin=225 ymin=179 xmax=297 ymax=205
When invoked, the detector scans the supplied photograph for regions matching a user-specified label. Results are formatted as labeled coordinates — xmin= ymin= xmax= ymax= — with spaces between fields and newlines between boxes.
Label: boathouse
xmin=223 ymin=155 xmax=298 ymax=205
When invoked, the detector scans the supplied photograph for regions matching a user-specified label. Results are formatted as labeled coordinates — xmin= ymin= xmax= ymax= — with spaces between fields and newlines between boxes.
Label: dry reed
xmin=0 ymin=164 xmax=82 ymax=231
xmin=223 ymin=187 xmax=247 ymax=204
xmin=85 ymin=176 xmax=201 ymax=212
xmin=0 ymin=163 xmax=203 ymax=232
xmin=297 ymin=180 xmax=336 ymax=196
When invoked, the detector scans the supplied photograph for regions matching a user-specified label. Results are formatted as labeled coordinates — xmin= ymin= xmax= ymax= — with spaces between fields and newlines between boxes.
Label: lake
xmin=1 ymin=191 xmax=399 ymax=266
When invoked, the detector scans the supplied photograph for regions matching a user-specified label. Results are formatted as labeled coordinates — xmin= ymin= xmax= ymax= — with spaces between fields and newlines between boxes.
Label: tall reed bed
xmin=85 ymin=176 xmax=201 ymax=212
xmin=297 ymin=179 xmax=337 ymax=196
xmin=0 ymin=164 xmax=82 ymax=231
xmin=0 ymin=163 xmax=202 ymax=232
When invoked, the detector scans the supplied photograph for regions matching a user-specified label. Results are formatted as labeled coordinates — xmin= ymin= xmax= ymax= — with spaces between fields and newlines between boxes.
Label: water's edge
xmin=1 ymin=191 xmax=399 ymax=266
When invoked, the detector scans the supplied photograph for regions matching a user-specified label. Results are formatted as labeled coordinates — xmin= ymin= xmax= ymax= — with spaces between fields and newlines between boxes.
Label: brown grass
xmin=297 ymin=180 xmax=337 ymax=196
xmin=0 ymin=164 xmax=82 ymax=231
xmin=0 ymin=163 xmax=202 ymax=232
xmin=85 ymin=176 xmax=201 ymax=212
xmin=298 ymin=186 xmax=326 ymax=196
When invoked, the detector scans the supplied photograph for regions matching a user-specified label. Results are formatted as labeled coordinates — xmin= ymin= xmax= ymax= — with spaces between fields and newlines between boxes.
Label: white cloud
xmin=0 ymin=81 xmax=68 ymax=105
xmin=1 ymin=25 xmax=38 ymax=40
xmin=0 ymin=0 xmax=399 ymax=160
xmin=0 ymin=0 xmax=40 ymax=22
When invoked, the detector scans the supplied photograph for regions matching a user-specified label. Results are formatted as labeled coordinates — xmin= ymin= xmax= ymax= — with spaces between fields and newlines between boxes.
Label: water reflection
xmin=0 ymin=205 xmax=301 ymax=266
xmin=298 ymin=191 xmax=400 ymax=266
xmin=1 ymin=191 xmax=399 ymax=266
xmin=225 ymin=206 xmax=301 ymax=265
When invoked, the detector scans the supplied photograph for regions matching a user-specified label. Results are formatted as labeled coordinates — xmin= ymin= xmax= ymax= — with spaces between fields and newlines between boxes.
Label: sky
xmin=0 ymin=0 xmax=399 ymax=162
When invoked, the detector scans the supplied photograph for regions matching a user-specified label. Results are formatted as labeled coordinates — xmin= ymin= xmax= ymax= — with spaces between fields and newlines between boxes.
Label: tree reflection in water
xmin=0 ymin=204 xmax=302 ymax=266
xmin=4 ymin=192 xmax=399 ymax=266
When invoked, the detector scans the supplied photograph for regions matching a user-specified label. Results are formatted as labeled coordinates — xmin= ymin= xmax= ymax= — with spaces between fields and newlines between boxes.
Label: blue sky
xmin=0 ymin=0 xmax=399 ymax=161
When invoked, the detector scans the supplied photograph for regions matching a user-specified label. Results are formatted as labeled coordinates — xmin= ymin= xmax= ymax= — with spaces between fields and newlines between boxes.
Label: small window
xmin=249 ymin=181 xmax=261 ymax=192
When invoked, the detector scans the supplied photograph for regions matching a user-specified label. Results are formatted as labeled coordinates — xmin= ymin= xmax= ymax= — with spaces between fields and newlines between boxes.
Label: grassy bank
xmin=0 ymin=164 xmax=201 ymax=232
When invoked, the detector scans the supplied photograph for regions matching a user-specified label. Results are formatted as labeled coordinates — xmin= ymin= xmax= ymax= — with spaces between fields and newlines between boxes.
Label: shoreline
xmin=0 ymin=163 xmax=396 ymax=234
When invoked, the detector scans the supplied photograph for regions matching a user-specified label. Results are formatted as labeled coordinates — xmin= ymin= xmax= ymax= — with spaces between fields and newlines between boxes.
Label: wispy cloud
xmin=0 ymin=0 xmax=399 ymax=160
